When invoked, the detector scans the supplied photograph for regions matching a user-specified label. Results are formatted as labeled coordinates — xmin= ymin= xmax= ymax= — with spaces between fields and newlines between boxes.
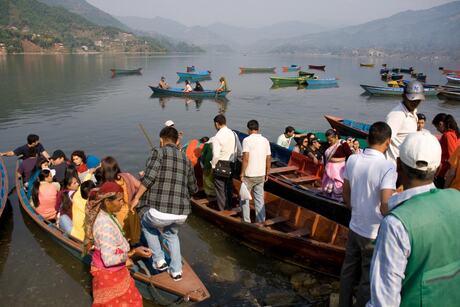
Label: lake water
xmin=0 ymin=53 xmax=459 ymax=306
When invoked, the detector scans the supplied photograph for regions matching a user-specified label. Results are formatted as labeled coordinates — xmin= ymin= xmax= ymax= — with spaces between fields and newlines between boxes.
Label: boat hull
xmin=360 ymin=84 xmax=438 ymax=96
xmin=360 ymin=64 xmax=374 ymax=67
xmin=308 ymin=65 xmax=326 ymax=70
xmin=306 ymin=78 xmax=338 ymax=86
xmin=0 ymin=157 xmax=8 ymax=218
xmin=15 ymin=161 xmax=210 ymax=304
xmin=149 ymin=86 xmax=230 ymax=98
xmin=270 ymin=76 xmax=307 ymax=84
xmin=438 ymin=90 xmax=460 ymax=101
xmin=240 ymin=67 xmax=276 ymax=73
xmin=324 ymin=115 xmax=369 ymax=139
xmin=110 ymin=68 xmax=142 ymax=75
xmin=176 ymin=71 xmax=211 ymax=79
xmin=447 ymin=75 xmax=460 ymax=84
xmin=282 ymin=66 xmax=300 ymax=72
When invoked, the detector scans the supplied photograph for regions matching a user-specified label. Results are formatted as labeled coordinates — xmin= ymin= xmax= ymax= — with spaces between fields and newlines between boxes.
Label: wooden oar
xmin=138 ymin=123 xmax=154 ymax=150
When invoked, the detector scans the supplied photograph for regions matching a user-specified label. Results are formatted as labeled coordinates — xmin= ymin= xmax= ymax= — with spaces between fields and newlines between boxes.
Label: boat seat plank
xmin=269 ymin=166 xmax=298 ymax=174
xmin=288 ymin=175 xmax=320 ymax=184
xmin=264 ymin=216 xmax=288 ymax=226
xmin=288 ymin=228 xmax=311 ymax=237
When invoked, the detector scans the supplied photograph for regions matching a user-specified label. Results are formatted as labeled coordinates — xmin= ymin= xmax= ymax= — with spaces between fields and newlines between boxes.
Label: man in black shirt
xmin=0 ymin=134 xmax=50 ymax=159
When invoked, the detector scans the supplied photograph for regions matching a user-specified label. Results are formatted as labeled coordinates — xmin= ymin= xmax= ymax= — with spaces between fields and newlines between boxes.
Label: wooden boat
xmin=437 ymin=90 xmax=460 ymax=101
xmin=380 ymin=73 xmax=404 ymax=81
xmin=191 ymin=180 xmax=347 ymax=274
xmin=391 ymin=68 xmax=400 ymax=73
xmin=305 ymin=78 xmax=338 ymax=86
xmin=400 ymin=67 xmax=414 ymax=74
xmin=149 ymin=86 xmax=230 ymax=98
xmin=360 ymin=84 xmax=438 ymax=96
xmin=234 ymin=131 xmax=351 ymax=227
xmin=298 ymin=71 xmax=315 ymax=78
xmin=281 ymin=65 xmax=301 ymax=72
xmin=0 ymin=157 xmax=8 ymax=219
xmin=360 ymin=63 xmax=374 ymax=67
xmin=15 ymin=161 xmax=210 ymax=304
xmin=110 ymin=68 xmax=142 ymax=76
xmin=446 ymin=75 xmax=460 ymax=84
xmin=176 ymin=70 xmax=211 ymax=79
xmin=308 ymin=65 xmax=326 ymax=70
xmin=324 ymin=115 xmax=369 ymax=139
xmin=442 ymin=69 xmax=460 ymax=75
xmin=270 ymin=76 xmax=308 ymax=85
xmin=239 ymin=67 xmax=276 ymax=73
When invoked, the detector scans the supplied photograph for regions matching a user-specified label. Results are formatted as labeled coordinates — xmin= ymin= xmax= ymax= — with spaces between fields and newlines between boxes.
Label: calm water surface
xmin=0 ymin=54 xmax=459 ymax=306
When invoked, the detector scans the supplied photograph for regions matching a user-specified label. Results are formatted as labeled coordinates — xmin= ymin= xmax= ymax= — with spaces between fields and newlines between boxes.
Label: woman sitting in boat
xmin=321 ymin=129 xmax=352 ymax=201
xmin=183 ymin=80 xmax=193 ymax=93
xmin=293 ymin=136 xmax=308 ymax=153
xmin=216 ymin=77 xmax=228 ymax=93
xmin=70 ymin=180 xmax=96 ymax=241
xmin=71 ymin=150 xmax=88 ymax=178
xmin=99 ymin=156 xmax=142 ymax=245
xmin=84 ymin=182 xmax=152 ymax=306
xmin=305 ymin=137 xmax=323 ymax=165
xmin=31 ymin=169 xmax=60 ymax=220
xmin=158 ymin=76 xmax=170 ymax=89
xmin=56 ymin=174 xmax=80 ymax=234
xmin=194 ymin=81 xmax=204 ymax=92
xmin=27 ymin=156 xmax=52 ymax=198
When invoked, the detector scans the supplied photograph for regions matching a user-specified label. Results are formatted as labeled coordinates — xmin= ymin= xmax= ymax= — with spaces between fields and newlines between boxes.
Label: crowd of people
xmin=157 ymin=76 xmax=228 ymax=93
xmin=2 ymin=80 xmax=460 ymax=306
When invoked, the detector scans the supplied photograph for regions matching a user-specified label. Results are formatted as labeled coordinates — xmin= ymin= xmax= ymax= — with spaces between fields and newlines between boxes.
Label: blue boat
xmin=15 ymin=161 xmax=210 ymax=304
xmin=360 ymin=84 xmax=438 ymax=96
xmin=176 ymin=70 xmax=211 ymax=79
xmin=149 ymin=86 xmax=230 ymax=98
xmin=0 ymin=157 xmax=8 ymax=219
xmin=305 ymin=78 xmax=338 ymax=86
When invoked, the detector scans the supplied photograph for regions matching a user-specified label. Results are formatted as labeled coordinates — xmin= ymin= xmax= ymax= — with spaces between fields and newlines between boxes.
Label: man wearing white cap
xmin=385 ymin=81 xmax=425 ymax=165
xmin=164 ymin=120 xmax=183 ymax=148
xmin=367 ymin=132 xmax=460 ymax=307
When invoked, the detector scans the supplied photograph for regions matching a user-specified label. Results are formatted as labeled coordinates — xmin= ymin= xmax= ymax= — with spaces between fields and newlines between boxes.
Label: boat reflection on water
xmin=0 ymin=200 xmax=13 ymax=276
xmin=270 ymin=83 xmax=304 ymax=90
xmin=177 ymin=75 xmax=212 ymax=84
xmin=304 ymin=84 xmax=339 ymax=90
xmin=151 ymin=93 xmax=229 ymax=113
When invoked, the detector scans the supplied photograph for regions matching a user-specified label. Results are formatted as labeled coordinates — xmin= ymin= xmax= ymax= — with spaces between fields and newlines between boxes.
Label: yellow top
xmin=70 ymin=173 xmax=92 ymax=241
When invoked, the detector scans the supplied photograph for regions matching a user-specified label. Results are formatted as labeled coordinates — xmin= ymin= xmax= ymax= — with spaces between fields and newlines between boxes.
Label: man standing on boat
xmin=211 ymin=114 xmax=241 ymax=211
xmin=130 ymin=126 xmax=198 ymax=281
xmin=340 ymin=122 xmax=397 ymax=307
xmin=367 ymin=131 xmax=460 ymax=306
xmin=385 ymin=81 xmax=424 ymax=165
xmin=239 ymin=120 xmax=271 ymax=223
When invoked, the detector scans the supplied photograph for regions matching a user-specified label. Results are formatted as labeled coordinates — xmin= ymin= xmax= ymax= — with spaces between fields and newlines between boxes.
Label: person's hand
xmin=265 ymin=175 xmax=269 ymax=182
xmin=138 ymin=171 xmax=145 ymax=178
xmin=134 ymin=246 xmax=153 ymax=258
xmin=126 ymin=258 xmax=134 ymax=268
xmin=130 ymin=198 xmax=140 ymax=213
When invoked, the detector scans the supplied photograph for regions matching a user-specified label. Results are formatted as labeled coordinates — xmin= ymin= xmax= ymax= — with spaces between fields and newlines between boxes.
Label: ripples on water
xmin=0 ymin=54 xmax=459 ymax=306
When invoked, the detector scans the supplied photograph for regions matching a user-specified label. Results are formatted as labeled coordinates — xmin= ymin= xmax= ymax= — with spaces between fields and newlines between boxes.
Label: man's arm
xmin=240 ymin=152 xmax=249 ymax=179
xmin=211 ymin=137 xmax=221 ymax=169
xmin=343 ymin=179 xmax=351 ymax=209
xmin=265 ymin=155 xmax=271 ymax=181
xmin=379 ymin=166 xmax=398 ymax=215
xmin=0 ymin=151 xmax=15 ymax=157
xmin=379 ymin=189 xmax=395 ymax=216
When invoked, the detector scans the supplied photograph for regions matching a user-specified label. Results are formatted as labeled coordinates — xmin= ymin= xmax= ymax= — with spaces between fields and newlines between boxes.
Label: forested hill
xmin=0 ymin=0 xmax=171 ymax=53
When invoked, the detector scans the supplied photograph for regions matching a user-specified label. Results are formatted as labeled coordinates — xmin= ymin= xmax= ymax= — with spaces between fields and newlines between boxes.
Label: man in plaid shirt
xmin=131 ymin=126 xmax=198 ymax=281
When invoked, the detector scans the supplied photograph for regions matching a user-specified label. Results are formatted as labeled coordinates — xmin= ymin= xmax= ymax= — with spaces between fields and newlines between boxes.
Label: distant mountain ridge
xmin=269 ymin=1 xmax=460 ymax=57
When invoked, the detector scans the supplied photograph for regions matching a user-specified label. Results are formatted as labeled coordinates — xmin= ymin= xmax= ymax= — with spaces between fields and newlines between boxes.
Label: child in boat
xmin=32 ymin=169 xmax=60 ymax=220
xmin=56 ymin=174 xmax=80 ymax=233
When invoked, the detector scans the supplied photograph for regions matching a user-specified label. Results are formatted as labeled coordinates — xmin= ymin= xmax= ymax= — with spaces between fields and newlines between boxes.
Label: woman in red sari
xmin=85 ymin=182 xmax=152 ymax=306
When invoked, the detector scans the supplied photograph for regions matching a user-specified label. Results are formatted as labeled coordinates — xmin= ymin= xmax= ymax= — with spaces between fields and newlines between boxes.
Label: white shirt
xmin=344 ymin=148 xmax=397 ymax=239
xmin=211 ymin=126 xmax=241 ymax=168
xmin=385 ymin=102 xmax=418 ymax=164
xmin=184 ymin=84 xmax=193 ymax=92
xmin=242 ymin=133 xmax=271 ymax=177
xmin=277 ymin=134 xmax=293 ymax=149
xmin=367 ymin=183 xmax=435 ymax=307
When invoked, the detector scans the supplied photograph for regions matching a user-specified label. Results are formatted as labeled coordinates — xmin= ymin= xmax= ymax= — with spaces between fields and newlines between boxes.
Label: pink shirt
xmin=35 ymin=182 xmax=58 ymax=220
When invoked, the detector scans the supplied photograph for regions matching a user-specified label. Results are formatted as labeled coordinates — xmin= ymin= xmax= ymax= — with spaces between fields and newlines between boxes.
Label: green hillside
xmin=0 ymin=0 xmax=167 ymax=53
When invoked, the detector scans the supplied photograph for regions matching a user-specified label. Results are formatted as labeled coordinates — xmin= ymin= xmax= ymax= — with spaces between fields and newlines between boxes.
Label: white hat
xmin=164 ymin=120 xmax=175 ymax=127
xmin=399 ymin=131 xmax=441 ymax=172
xmin=404 ymin=80 xmax=425 ymax=101
xmin=44 ymin=168 xmax=57 ymax=177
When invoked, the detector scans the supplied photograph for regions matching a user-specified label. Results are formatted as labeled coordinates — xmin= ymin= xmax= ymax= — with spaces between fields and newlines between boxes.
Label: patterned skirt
xmin=91 ymin=266 xmax=142 ymax=307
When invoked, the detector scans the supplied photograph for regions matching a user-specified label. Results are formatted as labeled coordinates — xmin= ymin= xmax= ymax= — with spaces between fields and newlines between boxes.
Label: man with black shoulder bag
xmin=211 ymin=114 xmax=242 ymax=211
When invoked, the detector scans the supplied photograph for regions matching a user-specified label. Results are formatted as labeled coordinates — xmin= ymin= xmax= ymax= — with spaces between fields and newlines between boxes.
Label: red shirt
xmin=438 ymin=130 xmax=460 ymax=177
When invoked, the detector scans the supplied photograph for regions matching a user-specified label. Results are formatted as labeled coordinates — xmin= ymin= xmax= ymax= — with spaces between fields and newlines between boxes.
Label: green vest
xmin=390 ymin=188 xmax=460 ymax=307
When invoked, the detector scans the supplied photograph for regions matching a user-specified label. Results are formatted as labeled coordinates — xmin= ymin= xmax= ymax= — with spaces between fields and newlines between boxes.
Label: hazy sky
xmin=87 ymin=0 xmax=454 ymax=27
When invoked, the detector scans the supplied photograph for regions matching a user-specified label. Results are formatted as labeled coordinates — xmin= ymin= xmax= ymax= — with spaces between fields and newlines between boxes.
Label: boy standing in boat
xmin=239 ymin=120 xmax=271 ymax=223
xmin=130 ymin=126 xmax=198 ymax=281
xmin=0 ymin=134 xmax=50 ymax=159
xmin=340 ymin=122 xmax=397 ymax=307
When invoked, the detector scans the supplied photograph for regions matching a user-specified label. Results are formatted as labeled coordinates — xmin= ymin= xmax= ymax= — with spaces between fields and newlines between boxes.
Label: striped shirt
xmin=137 ymin=144 xmax=198 ymax=217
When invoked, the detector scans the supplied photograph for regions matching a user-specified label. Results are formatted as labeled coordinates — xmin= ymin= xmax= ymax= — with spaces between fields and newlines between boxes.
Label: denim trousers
xmin=240 ymin=176 xmax=265 ymax=223
xmin=59 ymin=214 xmax=73 ymax=234
xmin=141 ymin=211 xmax=185 ymax=274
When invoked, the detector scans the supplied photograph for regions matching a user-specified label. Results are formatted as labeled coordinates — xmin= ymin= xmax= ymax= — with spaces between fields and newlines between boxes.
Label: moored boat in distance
xmin=15 ymin=161 xmax=210 ymax=304
xmin=176 ymin=70 xmax=211 ymax=79
xmin=110 ymin=68 xmax=142 ymax=76
xmin=270 ymin=76 xmax=308 ymax=85
xmin=437 ymin=89 xmax=460 ymax=101
xmin=305 ymin=78 xmax=338 ymax=86
xmin=0 ymin=157 xmax=8 ymax=219
xmin=191 ymin=180 xmax=347 ymax=274
xmin=360 ymin=63 xmax=374 ymax=67
xmin=360 ymin=84 xmax=438 ymax=96
xmin=298 ymin=71 xmax=315 ymax=78
xmin=149 ymin=86 xmax=230 ymax=98
xmin=446 ymin=75 xmax=460 ymax=84
xmin=308 ymin=64 xmax=326 ymax=70
xmin=239 ymin=67 xmax=276 ymax=73
xmin=324 ymin=115 xmax=370 ymax=139
xmin=282 ymin=65 xmax=301 ymax=72
xmin=442 ymin=69 xmax=460 ymax=75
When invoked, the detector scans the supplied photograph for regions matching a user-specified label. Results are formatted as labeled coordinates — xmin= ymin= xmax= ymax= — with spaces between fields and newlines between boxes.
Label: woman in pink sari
xmin=322 ymin=129 xmax=353 ymax=201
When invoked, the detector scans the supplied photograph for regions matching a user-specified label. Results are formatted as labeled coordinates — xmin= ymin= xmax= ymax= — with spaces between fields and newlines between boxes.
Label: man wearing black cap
xmin=50 ymin=150 xmax=67 ymax=184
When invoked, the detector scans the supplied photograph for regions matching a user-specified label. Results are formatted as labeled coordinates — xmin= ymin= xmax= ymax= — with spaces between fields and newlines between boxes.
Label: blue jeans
xmin=141 ymin=211 xmax=185 ymax=274
xmin=240 ymin=176 xmax=266 ymax=223
xmin=59 ymin=214 xmax=73 ymax=234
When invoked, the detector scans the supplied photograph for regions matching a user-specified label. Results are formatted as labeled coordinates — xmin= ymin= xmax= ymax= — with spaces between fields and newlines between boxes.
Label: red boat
xmin=308 ymin=64 xmax=326 ymax=70
xmin=324 ymin=115 xmax=369 ymax=139
xmin=442 ymin=69 xmax=460 ymax=75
